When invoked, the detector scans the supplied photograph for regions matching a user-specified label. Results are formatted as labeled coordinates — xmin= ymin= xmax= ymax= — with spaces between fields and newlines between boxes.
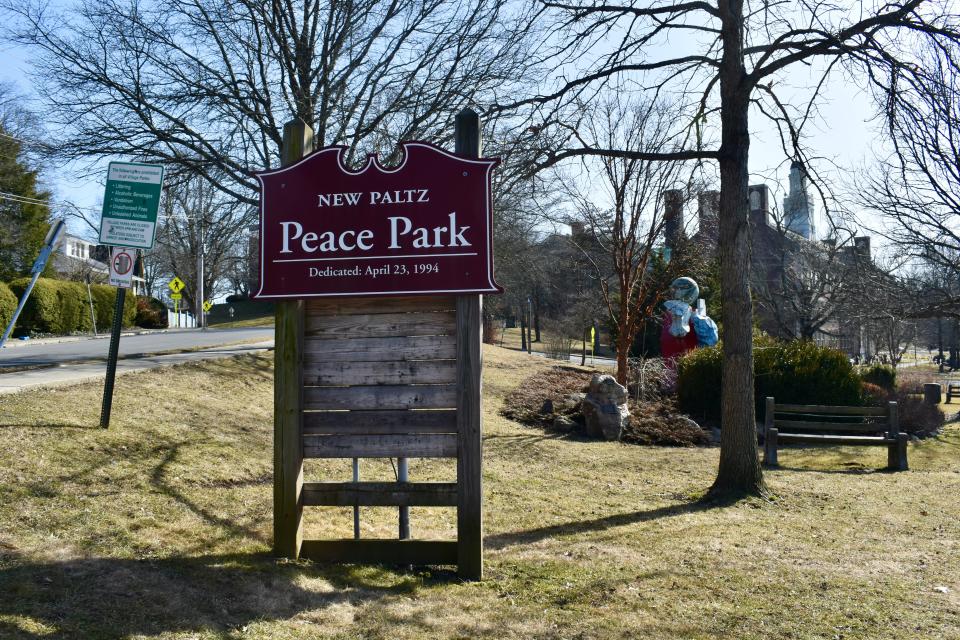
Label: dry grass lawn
xmin=0 ymin=345 xmax=958 ymax=639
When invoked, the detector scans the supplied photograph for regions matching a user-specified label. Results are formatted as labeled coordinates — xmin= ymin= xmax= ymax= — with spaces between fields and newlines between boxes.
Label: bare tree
xmin=752 ymin=229 xmax=868 ymax=342
xmin=858 ymin=40 xmax=960 ymax=316
xmin=4 ymin=0 xmax=541 ymax=202
xmin=560 ymin=98 xmax=686 ymax=384
xmin=497 ymin=0 xmax=960 ymax=497
xmin=152 ymin=174 xmax=255 ymax=314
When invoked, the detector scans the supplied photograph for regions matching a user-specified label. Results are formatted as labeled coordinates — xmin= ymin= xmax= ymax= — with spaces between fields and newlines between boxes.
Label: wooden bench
xmin=947 ymin=381 xmax=960 ymax=403
xmin=763 ymin=398 xmax=908 ymax=471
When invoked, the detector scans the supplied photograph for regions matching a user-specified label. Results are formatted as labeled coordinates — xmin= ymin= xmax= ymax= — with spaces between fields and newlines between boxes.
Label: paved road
xmin=0 ymin=327 xmax=274 ymax=367
xmin=0 ymin=341 xmax=273 ymax=395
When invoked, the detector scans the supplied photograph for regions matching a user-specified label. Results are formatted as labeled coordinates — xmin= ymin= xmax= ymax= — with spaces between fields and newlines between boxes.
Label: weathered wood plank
xmin=456 ymin=293 xmax=483 ymax=580
xmin=303 ymin=360 xmax=456 ymax=386
xmin=302 ymin=481 xmax=458 ymax=506
xmin=774 ymin=404 xmax=887 ymax=416
xmin=304 ymin=384 xmax=456 ymax=411
xmin=304 ymin=335 xmax=457 ymax=362
xmin=300 ymin=539 xmax=458 ymax=565
xmin=303 ymin=433 xmax=457 ymax=458
xmin=774 ymin=420 xmax=889 ymax=433
xmin=305 ymin=312 xmax=455 ymax=339
xmin=776 ymin=433 xmax=891 ymax=446
xmin=273 ymin=118 xmax=313 ymax=560
xmin=306 ymin=296 xmax=455 ymax=316
xmin=303 ymin=409 xmax=457 ymax=434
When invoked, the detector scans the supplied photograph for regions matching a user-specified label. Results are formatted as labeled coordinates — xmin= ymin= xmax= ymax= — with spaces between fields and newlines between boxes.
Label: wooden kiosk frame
xmin=272 ymin=110 xmax=484 ymax=580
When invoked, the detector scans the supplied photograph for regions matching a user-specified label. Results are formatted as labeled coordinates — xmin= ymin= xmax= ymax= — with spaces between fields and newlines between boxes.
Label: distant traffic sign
xmin=99 ymin=162 xmax=164 ymax=249
xmin=170 ymin=292 xmax=182 ymax=300
xmin=168 ymin=276 xmax=185 ymax=293
xmin=108 ymin=247 xmax=135 ymax=288
xmin=203 ymin=300 xmax=213 ymax=313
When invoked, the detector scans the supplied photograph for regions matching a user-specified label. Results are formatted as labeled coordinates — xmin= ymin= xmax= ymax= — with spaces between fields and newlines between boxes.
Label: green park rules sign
xmin=98 ymin=161 xmax=164 ymax=249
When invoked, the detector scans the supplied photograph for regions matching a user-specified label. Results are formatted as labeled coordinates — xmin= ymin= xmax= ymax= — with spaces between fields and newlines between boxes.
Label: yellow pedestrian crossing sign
xmin=170 ymin=292 xmax=182 ymax=300
xmin=203 ymin=300 xmax=213 ymax=313
xmin=168 ymin=276 xmax=185 ymax=293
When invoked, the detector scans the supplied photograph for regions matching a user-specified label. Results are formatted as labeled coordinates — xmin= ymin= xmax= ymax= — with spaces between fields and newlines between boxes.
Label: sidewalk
xmin=1 ymin=327 xmax=183 ymax=349
xmin=0 ymin=340 xmax=273 ymax=395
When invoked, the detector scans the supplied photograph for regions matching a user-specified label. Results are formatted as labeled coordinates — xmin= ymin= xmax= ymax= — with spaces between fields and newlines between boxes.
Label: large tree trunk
xmin=710 ymin=0 xmax=766 ymax=498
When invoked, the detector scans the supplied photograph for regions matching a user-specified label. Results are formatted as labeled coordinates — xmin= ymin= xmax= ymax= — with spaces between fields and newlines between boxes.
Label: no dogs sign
xmin=108 ymin=247 xmax=135 ymax=289
xmin=253 ymin=142 xmax=502 ymax=299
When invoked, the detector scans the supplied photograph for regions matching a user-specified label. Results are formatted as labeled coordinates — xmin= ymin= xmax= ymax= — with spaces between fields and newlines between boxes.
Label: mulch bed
xmin=500 ymin=366 xmax=710 ymax=447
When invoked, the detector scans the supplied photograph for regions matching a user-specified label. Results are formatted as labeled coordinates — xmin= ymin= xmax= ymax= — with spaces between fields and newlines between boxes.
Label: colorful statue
xmin=660 ymin=277 xmax=718 ymax=361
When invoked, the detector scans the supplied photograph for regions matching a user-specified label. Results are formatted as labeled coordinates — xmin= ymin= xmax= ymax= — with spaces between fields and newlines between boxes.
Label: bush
xmin=861 ymin=382 xmax=943 ymax=437
xmin=9 ymin=277 xmax=63 ymax=335
xmin=89 ymin=283 xmax=137 ymax=331
xmin=861 ymin=382 xmax=891 ymax=406
xmin=677 ymin=339 xmax=864 ymax=422
xmin=894 ymin=390 xmax=944 ymax=437
xmin=0 ymin=281 xmax=16 ymax=330
xmin=860 ymin=364 xmax=896 ymax=391
xmin=135 ymin=296 xmax=168 ymax=329
xmin=8 ymin=277 xmax=136 ymax=335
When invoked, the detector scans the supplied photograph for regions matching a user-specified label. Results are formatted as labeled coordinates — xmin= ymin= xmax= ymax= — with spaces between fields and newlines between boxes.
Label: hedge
xmin=0 ymin=281 xmax=16 ymax=331
xmin=677 ymin=338 xmax=864 ymax=423
xmin=8 ymin=277 xmax=136 ymax=336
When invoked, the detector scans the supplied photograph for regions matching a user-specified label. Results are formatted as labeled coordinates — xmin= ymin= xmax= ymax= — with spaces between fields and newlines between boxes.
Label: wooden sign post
xmin=265 ymin=110 xmax=495 ymax=580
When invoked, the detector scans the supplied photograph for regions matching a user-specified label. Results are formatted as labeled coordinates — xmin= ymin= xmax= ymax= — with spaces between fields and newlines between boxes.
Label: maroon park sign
xmin=253 ymin=142 xmax=502 ymax=299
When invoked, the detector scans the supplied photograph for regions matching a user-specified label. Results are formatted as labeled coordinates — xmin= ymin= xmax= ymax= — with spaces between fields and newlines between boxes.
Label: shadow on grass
xmin=486 ymin=497 xmax=724 ymax=550
xmin=150 ymin=441 xmax=272 ymax=546
xmin=0 ymin=550 xmax=446 ymax=639
xmin=0 ymin=422 xmax=100 ymax=430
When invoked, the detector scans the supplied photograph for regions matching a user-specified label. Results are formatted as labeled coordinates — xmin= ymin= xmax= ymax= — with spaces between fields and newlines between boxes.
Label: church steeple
xmin=783 ymin=161 xmax=814 ymax=239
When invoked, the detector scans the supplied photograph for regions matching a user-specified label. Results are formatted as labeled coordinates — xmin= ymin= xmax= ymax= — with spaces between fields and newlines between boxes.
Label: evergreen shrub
xmin=9 ymin=277 xmax=61 ymax=335
xmin=677 ymin=339 xmax=864 ymax=422
xmin=9 ymin=277 xmax=136 ymax=335
xmin=0 ymin=281 xmax=16 ymax=330
xmin=860 ymin=363 xmax=896 ymax=391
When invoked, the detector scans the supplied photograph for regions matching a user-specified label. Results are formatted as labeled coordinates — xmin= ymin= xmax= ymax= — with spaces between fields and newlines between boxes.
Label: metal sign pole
xmin=86 ymin=277 xmax=98 ymax=337
xmin=398 ymin=457 xmax=410 ymax=539
xmin=99 ymin=287 xmax=127 ymax=429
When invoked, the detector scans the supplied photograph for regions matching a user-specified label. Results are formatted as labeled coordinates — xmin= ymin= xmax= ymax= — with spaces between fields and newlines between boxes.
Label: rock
xmin=581 ymin=374 xmax=629 ymax=440
xmin=674 ymin=415 xmax=701 ymax=432
xmin=540 ymin=398 xmax=554 ymax=415
xmin=552 ymin=415 xmax=578 ymax=432
xmin=934 ymin=585 xmax=950 ymax=594
xmin=560 ymin=393 xmax=585 ymax=411
xmin=711 ymin=427 xmax=722 ymax=444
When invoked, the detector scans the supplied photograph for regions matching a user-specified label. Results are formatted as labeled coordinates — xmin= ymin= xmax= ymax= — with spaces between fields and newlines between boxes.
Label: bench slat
xmin=773 ymin=420 xmax=889 ymax=433
xmin=776 ymin=433 xmax=891 ymax=446
xmin=774 ymin=403 xmax=887 ymax=416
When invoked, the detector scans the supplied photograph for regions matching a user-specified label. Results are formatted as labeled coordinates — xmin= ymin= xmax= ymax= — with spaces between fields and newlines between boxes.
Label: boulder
xmin=674 ymin=415 xmax=702 ymax=433
xmin=560 ymin=393 xmax=586 ymax=411
xmin=552 ymin=415 xmax=578 ymax=432
xmin=581 ymin=374 xmax=630 ymax=440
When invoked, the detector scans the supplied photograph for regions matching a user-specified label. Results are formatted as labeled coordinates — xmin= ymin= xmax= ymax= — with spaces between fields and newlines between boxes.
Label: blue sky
xmin=0 ymin=16 xmax=882 ymax=245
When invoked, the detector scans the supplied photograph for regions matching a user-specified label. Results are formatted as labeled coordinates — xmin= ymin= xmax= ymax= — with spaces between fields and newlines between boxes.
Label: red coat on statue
xmin=660 ymin=310 xmax=699 ymax=360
